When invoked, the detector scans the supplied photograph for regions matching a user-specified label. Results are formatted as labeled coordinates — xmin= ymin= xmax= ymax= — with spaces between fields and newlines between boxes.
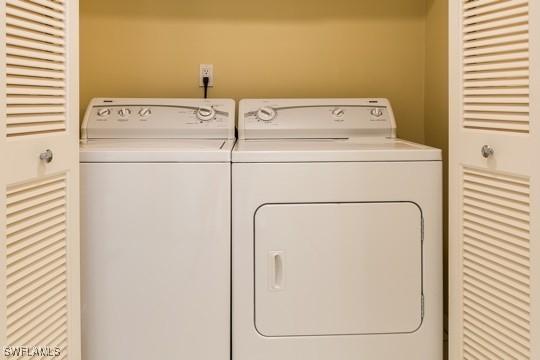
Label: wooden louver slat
xmin=462 ymin=0 xmax=531 ymax=133
xmin=5 ymin=174 xmax=69 ymax=358
xmin=4 ymin=0 xmax=67 ymax=137
xmin=462 ymin=167 xmax=532 ymax=359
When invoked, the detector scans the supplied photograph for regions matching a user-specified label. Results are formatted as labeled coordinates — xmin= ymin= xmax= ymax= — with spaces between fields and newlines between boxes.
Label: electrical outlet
xmin=200 ymin=64 xmax=214 ymax=87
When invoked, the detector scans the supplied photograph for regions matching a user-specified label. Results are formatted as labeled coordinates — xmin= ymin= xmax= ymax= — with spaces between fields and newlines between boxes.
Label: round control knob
xmin=370 ymin=108 xmax=383 ymax=117
xmin=118 ymin=108 xmax=131 ymax=117
xmin=332 ymin=108 xmax=345 ymax=119
xmin=139 ymin=107 xmax=152 ymax=117
xmin=257 ymin=106 xmax=277 ymax=122
xmin=196 ymin=106 xmax=216 ymax=121
xmin=97 ymin=108 xmax=111 ymax=117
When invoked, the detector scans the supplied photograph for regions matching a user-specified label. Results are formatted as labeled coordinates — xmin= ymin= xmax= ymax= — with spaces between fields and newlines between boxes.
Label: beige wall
xmin=80 ymin=0 xmax=450 ymax=343
xmin=80 ymin=0 xmax=427 ymax=143
xmin=424 ymin=0 xmax=449 ymax=332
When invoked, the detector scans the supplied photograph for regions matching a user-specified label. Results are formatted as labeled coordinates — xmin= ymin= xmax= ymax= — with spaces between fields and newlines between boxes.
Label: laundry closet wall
xmin=80 ymin=0 xmax=428 ymax=143
xmin=424 ymin=0 xmax=449 ymax=323
xmin=80 ymin=0 xmax=450 ymax=327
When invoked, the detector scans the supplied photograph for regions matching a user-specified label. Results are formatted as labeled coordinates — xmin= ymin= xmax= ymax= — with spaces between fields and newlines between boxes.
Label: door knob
xmin=39 ymin=149 xmax=53 ymax=163
xmin=481 ymin=145 xmax=494 ymax=159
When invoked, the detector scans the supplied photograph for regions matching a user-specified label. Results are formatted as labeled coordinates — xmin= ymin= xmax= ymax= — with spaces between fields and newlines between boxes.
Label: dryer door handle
xmin=270 ymin=251 xmax=285 ymax=291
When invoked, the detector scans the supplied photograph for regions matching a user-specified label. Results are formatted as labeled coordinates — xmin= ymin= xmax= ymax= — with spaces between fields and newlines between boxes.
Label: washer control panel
xmin=238 ymin=99 xmax=396 ymax=140
xmin=81 ymin=98 xmax=235 ymax=140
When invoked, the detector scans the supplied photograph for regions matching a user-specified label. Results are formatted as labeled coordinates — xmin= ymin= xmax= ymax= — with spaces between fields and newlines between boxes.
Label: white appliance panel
xmin=238 ymin=98 xmax=396 ymax=139
xmin=81 ymin=98 xmax=236 ymax=140
xmin=254 ymin=202 xmax=422 ymax=337
xmin=81 ymin=163 xmax=230 ymax=360
xmin=233 ymin=161 xmax=442 ymax=359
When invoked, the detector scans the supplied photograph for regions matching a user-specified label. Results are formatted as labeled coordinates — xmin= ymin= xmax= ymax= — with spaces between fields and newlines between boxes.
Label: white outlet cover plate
xmin=200 ymin=64 xmax=214 ymax=87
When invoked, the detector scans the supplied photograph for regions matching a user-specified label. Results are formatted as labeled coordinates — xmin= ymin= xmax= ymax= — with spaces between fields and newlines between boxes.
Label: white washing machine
xmin=232 ymin=99 xmax=442 ymax=359
xmin=80 ymin=98 xmax=235 ymax=360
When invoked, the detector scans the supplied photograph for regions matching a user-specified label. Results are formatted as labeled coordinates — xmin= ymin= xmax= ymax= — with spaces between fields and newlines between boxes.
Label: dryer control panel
xmin=81 ymin=98 xmax=235 ymax=141
xmin=238 ymin=99 xmax=396 ymax=140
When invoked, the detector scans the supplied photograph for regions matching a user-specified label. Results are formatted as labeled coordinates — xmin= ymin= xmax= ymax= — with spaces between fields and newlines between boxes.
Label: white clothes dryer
xmin=232 ymin=99 xmax=442 ymax=359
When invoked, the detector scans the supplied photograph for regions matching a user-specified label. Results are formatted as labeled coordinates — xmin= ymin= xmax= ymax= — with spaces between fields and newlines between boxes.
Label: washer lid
xmin=232 ymin=138 xmax=441 ymax=162
xmin=80 ymin=139 xmax=234 ymax=162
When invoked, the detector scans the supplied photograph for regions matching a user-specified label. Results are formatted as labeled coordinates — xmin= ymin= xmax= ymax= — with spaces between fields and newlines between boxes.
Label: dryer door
xmin=254 ymin=202 xmax=423 ymax=337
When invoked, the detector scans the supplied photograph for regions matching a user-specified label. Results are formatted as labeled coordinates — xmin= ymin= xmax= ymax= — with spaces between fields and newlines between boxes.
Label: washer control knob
xmin=139 ymin=107 xmax=152 ymax=117
xmin=332 ymin=108 xmax=345 ymax=119
xmin=196 ymin=106 xmax=216 ymax=121
xmin=370 ymin=108 xmax=383 ymax=117
xmin=97 ymin=108 xmax=111 ymax=117
xmin=257 ymin=106 xmax=277 ymax=122
xmin=118 ymin=108 xmax=131 ymax=117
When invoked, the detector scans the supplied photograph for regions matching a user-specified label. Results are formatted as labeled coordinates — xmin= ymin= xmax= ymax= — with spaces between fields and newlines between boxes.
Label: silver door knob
xmin=39 ymin=149 xmax=53 ymax=163
xmin=481 ymin=145 xmax=494 ymax=159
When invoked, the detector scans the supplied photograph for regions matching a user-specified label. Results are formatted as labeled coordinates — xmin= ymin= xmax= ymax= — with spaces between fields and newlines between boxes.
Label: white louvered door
xmin=450 ymin=0 xmax=539 ymax=359
xmin=0 ymin=0 xmax=80 ymax=359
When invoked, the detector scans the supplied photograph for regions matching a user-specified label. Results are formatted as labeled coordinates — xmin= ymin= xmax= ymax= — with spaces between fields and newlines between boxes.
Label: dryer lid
xmin=232 ymin=138 xmax=441 ymax=162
